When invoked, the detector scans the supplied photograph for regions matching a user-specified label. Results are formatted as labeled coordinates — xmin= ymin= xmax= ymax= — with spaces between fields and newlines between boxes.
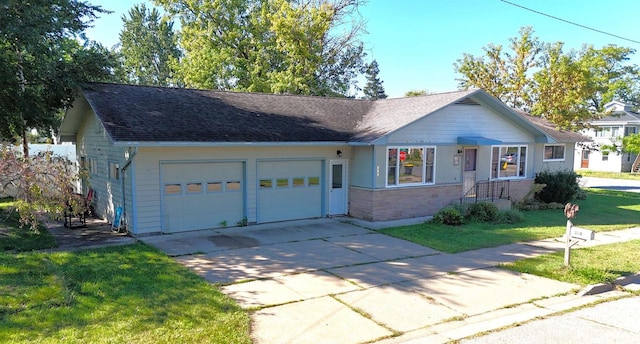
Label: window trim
xmin=386 ymin=146 xmax=436 ymax=187
xmin=186 ymin=182 xmax=203 ymax=194
xmin=543 ymin=144 xmax=566 ymax=162
xmin=595 ymin=126 xmax=621 ymax=138
xmin=87 ymin=157 xmax=98 ymax=176
xmin=109 ymin=161 xmax=120 ymax=180
xmin=225 ymin=180 xmax=242 ymax=192
xmin=164 ymin=183 xmax=182 ymax=195
xmin=491 ymin=145 xmax=527 ymax=180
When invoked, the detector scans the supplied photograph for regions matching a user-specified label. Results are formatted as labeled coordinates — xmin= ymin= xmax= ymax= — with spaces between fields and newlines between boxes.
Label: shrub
xmin=466 ymin=202 xmax=499 ymax=222
xmin=534 ymin=170 xmax=581 ymax=204
xmin=495 ymin=209 xmax=524 ymax=224
xmin=431 ymin=207 xmax=464 ymax=226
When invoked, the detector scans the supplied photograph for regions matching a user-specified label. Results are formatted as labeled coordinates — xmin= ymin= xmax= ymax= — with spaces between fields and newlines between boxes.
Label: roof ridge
xmin=84 ymin=82 xmax=373 ymax=102
xmin=85 ymin=82 xmax=479 ymax=102
xmin=378 ymin=89 xmax=477 ymax=101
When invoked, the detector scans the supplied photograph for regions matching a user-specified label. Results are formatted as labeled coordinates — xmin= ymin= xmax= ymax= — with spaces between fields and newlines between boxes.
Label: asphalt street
xmin=580 ymin=176 xmax=640 ymax=193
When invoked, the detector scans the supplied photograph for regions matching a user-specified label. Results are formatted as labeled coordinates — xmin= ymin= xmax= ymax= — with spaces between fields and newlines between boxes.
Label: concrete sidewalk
xmin=140 ymin=219 xmax=640 ymax=344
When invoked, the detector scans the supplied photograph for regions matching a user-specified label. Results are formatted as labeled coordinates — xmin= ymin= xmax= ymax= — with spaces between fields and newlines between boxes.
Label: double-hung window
xmin=543 ymin=144 xmax=565 ymax=161
xmin=109 ymin=161 xmax=120 ymax=180
xmin=491 ymin=145 xmax=527 ymax=179
xmin=387 ymin=146 xmax=435 ymax=186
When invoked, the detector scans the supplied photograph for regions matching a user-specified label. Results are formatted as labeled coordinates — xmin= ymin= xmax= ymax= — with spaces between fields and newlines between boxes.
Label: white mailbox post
xmin=570 ymin=226 xmax=595 ymax=241
xmin=564 ymin=203 xmax=595 ymax=266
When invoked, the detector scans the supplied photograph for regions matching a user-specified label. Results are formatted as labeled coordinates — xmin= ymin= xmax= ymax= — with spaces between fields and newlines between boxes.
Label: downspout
xmin=120 ymin=147 xmax=138 ymax=231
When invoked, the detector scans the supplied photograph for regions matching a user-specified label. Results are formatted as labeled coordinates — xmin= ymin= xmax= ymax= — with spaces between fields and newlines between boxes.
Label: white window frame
xmin=186 ymin=182 xmax=203 ymax=194
xmin=595 ymin=126 xmax=621 ymax=138
xmin=87 ymin=157 xmax=98 ymax=176
xmin=164 ymin=183 xmax=182 ymax=195
xmin=386 ymin=146 xmax=436 ymax=187
xmin=491 ymin=145 xmax=527 ymax=180
xmin=543 ymin=144 xmax=566 ymax=162
xmin=109 ymin=161 xmax=120 ymax=180
xmin=625 ymin=126 xmax=637 ymax=136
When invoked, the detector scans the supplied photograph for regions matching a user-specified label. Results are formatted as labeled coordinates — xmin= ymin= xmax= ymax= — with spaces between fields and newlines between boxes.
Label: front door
xmin=329 ymin=160 xmax=347 ymax=215
xmin=581 ymin=150 xmax=590 ymax=168
xmin=463 ymin=148 xmax=477 ymax=196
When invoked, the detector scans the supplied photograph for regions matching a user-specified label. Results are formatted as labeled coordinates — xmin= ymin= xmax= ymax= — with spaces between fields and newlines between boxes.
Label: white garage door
xmin=257 ymin=160 xmax=323 ymax=223
xmin=162 ymin=162 xmax=244 ymax=232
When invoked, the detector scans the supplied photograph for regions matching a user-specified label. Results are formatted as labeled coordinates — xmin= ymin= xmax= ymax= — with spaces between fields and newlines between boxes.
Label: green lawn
xmin=0 ymin=244 xmax=251 ymax=344
xmin=578 ymin=170 xmax=640 ymax=180
xmin=501 ymin=240 xmax=640 ymax=286
xmin=0 ymin=198 xmax=56 ymax=251
xmin=380 ymin=189 xmax=640 ymax=253
xmin=1 ymin=199 xmax=251 ymax=344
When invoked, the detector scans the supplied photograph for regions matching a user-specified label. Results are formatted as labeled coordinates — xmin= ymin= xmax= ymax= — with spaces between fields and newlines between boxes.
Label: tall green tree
xmin=154 ymin=0 xmax=366 ymax=96
xmin=622 ymin=133 xmax=640 ymax=154
xmin=404 ymin=90 xmax=429 ymax=97
xmin=118 ymin=3 xmax=181 ymax=86
xmin=454 ymin=27 xmax=540 ymax=111
xmin=454 ymin=27 xmax=640 ymax=129
xmin=362 ymin=60 xmax=387 ymax=99
xmin=0 ymin=0 xmax=115 ymax=155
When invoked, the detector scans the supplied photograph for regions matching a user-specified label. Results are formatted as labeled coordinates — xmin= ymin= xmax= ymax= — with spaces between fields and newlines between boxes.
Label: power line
xmin=499 ymin=0 xmax=640 ymax=44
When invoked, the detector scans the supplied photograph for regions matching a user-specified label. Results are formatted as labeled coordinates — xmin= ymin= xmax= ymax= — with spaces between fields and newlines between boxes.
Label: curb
xmin=578 ymin=272 xmax=640 ymax=295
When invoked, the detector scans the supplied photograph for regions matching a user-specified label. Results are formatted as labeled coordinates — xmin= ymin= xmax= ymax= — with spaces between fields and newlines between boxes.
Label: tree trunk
xmin=22 ymin=131 xmax=29 ymax=158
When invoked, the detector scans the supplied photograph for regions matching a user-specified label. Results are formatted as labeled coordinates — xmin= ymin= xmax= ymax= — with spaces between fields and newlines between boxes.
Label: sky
xmin=84 ymin=0 xmax=640 ymax=98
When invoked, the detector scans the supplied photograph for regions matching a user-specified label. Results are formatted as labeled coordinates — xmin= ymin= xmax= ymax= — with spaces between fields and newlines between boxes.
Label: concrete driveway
xmin=140 ymin=218 xmax=585 ymax=344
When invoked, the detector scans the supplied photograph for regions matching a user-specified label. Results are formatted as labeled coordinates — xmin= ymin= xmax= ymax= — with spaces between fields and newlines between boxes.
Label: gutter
xmin=120 ymin=147 xmax=138 ymax=231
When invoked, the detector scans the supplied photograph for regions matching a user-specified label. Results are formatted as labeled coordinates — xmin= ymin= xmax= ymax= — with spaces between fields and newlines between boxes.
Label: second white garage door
xmin=257 ymin=160 xmax=323 ymax=223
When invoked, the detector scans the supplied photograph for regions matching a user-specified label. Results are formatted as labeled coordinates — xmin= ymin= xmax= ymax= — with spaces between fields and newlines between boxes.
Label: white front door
xmin=329 ymin=160 xmax=347 ymax=215
xmin=463 ymin=148 xmax=477 ymax=197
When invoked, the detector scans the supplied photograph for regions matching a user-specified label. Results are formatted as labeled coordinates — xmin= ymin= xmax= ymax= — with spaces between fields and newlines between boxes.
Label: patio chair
xmin=64 ymin=190 xmax=91 ymax=228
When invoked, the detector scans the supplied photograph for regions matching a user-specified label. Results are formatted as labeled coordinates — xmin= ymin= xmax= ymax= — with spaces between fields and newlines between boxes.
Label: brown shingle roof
xmin=82 ymin=83 xmax=372 ymax=143
xmin=513 ymin=110 xmax=591 ymax=142
xmin=70 ymin=83 xmax=587 ymax=144
xmin=354 ymin=90 xmax=476 ymax=141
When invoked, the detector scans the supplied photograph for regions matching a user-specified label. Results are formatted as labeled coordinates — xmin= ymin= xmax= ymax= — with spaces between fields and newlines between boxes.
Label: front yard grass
xmin=0 ymin=198 xmax=56 ymax=251
xmin=578 ymin=170 xmax=640 ymax=181
xmin=380 ymin=189 xmax=640 ymax=253
xmin=500 ymin=240 xmax=640 ymax=286
xmin=1 ymin=199 xmax=251 ymax=344
xmin=0 ymin=243 xmax=251 ymax=344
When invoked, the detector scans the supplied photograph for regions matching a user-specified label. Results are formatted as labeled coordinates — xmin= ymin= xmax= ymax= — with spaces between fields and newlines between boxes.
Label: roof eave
xmin=112 ymin=141 xmax=352 ymax=147
xmin=58 ymin=94 xmax=90 ymax=143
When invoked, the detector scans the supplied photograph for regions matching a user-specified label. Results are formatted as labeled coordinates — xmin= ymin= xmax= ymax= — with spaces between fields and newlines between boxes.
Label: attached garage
xmin=257 ymin=160 xmax=323 ymax=223
xmin=162 ymin=161 xmax=245 ymax=232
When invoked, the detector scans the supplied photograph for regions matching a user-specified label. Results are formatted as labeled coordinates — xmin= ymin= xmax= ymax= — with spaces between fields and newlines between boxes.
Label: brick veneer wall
xmin=349 ymin=179 xmax=535 ymax=222
xmin=508 ymin=179 xmax=534 ymax=203
xmin=349 ymin=184 xmax=463 ymax=221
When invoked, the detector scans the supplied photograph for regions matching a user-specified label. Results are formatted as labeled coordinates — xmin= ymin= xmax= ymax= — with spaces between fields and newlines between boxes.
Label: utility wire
xmin=500 ymin=0 xmax=640 ymax=44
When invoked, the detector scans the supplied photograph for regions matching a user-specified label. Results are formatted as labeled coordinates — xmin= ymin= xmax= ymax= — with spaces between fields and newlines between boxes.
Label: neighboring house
xmin=59 ymin=83 xmax=586 ymax=235
xmin=575 ymin=101 xmax=640 ymax=172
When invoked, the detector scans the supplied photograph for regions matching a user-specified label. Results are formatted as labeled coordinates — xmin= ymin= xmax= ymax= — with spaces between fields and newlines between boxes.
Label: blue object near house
xmin=112 ymin=207 xmax=122 ymax=232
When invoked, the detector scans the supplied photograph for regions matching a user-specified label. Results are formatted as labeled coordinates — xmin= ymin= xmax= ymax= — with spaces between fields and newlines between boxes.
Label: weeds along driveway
xmin=140 ymin=218 xmax=579 ymax=344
